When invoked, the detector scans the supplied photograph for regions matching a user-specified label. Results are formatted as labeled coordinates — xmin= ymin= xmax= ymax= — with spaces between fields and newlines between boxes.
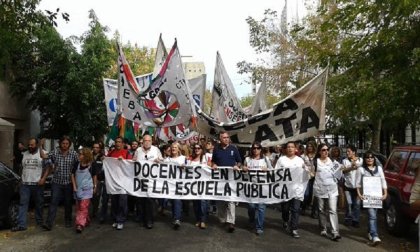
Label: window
xmin=386 ymin=151 xmax=409 ymax=173
xmin=405 ymin=152 xmax=420 ymax=176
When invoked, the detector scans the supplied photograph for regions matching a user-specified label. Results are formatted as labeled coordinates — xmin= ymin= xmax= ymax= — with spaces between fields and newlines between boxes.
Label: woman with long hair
xmin=71 ymin=147 xmax=97 ymax=233
xmin=356 ymin=151 xmax=387 ymax=246
xmin=242 ymin=141 xmax=273 ymax=235
xmin=164 ymin=142 xmax=186 ymax=230
xmin=187 ymin=144 xmax=209 ymax=229
xmin=313 ymin=143 xmax=343 ymax=241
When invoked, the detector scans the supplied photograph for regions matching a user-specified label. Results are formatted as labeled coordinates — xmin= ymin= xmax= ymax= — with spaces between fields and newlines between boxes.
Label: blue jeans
xmin=47 ymin=183 xmax=73 ymax=226
xmin=172 ymin=199 xmax=182 ymax=221
xmin=193 ymin=200 xmax=208 ymax=223
xmin=281 ymin=199 xmax=301 ymax=230
xmin=248 ymin=203 xmax=266 ymax=231
xmin=17 ymin=184 xmax=44 ymax=228
xmin=367 ymin=208 xmax=378 ymax=238
xmin=111 ymin=194 xmax=127 ymax=223
xmin=344 ymin=188 xmax=360 ymax=224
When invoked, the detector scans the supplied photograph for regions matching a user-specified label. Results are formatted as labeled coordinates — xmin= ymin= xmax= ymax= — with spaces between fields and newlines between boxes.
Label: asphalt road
xmin=0 ymin=203 xmax=417 ymax=252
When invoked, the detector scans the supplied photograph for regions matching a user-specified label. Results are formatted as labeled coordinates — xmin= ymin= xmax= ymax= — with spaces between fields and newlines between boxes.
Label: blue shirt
xmin=212 ymin=144 xmax=242 ymax=167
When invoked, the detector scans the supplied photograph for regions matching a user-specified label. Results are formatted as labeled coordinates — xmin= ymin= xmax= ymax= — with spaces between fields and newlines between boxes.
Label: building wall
xmin=0 ymin=80 xmax=37 ymax=167
xmin=183 ymin=62 xmax=205 ymax=80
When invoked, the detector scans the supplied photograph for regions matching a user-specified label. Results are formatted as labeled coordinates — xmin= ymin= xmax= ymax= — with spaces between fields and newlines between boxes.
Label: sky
xmin=38 ymin=0 xmax=308 ymax=98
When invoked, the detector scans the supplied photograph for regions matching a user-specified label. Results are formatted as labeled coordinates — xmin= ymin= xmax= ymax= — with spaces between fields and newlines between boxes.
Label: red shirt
xmin=107 ymin=149 xmax=131 ymax=159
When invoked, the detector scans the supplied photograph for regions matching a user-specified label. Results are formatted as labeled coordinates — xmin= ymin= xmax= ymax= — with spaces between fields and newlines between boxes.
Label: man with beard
xmin=43 ymin=136 xmax=79 ymax=231
xmin=12 ymin=138 xmax=48 ymax=232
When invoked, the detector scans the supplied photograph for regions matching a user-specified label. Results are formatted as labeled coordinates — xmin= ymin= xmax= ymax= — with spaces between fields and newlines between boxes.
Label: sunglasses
xmin=365 ymin=156 xmax=374 ymax=159
xmin=321 ymin=148 xmax=329 ymax=152
xmin=252 ymin=147 xmax=262 ymax=150
xmin=194 ymin=147 xmax=202 ymax=150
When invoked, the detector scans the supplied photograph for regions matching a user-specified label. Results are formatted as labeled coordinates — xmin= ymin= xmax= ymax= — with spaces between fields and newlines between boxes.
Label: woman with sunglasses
xmin=313 ymin=143 xmax=343 ymax=241
xmin=187 ymin=144 xmax=209 ymax=229
xmin=242 ymin=141 xmax=273 ymax=235
xmin=356 ymin=151 xmax=387 ymax=246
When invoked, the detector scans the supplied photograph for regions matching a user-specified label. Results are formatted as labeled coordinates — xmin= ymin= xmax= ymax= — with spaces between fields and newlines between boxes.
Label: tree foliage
xmin=244 ymin=1 xmax=420 ymax=150
xmin=2 ymin=2 xmax=155 ymax=146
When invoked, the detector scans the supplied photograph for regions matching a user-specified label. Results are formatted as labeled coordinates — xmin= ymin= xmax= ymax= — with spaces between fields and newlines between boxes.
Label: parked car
xmin=0 ymin=162 xmax=20 ymax=228
xmin=383 ymin=145 xmax=420 ymax=236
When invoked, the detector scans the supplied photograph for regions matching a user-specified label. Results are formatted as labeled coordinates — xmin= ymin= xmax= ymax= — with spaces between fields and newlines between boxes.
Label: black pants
xmin=281 ymin=198 xmax=302 ymax=231
xmin=138 ymin=197 xmax=154 ymax=224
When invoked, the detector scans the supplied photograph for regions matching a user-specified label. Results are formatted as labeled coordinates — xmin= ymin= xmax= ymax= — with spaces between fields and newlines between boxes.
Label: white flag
xmin=188 ymin=74 xmax=206 ymax=109
xmin=210 ymin=52 xmax=247 ymax=122
xmin=248 ymin=81 xmax=268 ymax=116
xmin=152 ymin=34 xmax=168 ymax=79
xmin=142 ymin=40 xmax=197 ymax=127
xmin=103 ymin=79 xmax=118 ymax=126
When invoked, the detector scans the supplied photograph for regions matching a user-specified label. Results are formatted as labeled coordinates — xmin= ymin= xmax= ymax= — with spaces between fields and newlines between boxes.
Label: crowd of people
xmin=10 ymin=132 xmax=389 ymax=246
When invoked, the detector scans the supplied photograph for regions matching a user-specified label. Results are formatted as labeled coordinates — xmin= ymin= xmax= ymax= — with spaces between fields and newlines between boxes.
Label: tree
xmin=244 ymin=1 xmax=420 ymax=151
xmin=0 ymin=0 xmax=69 ymax=78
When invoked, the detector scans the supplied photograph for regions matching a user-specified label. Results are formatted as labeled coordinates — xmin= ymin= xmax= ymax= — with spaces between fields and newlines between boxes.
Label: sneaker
xmin=11 ymin=226 xmax=27 ymax=232
xmin=173 ymin=220 xmax=181 ymax=230
xmin=76 ymin=225 xmax=83 ymax=234
xmin=116 ymin=223 xmax=123 ymax=230
xmin=42 ymin=224 xmax=52 ymax=231
xmin=112 ymin=223 xmax=118 ymax=228
xmin=292 ymin=230 xmax=300 ymax=238
xmin=331 ymin=234 xmax=342 ymax=241
xmin=320 ymin=230 xmax=328 ymax=237
xmin=228 ymin=223 xmax=235 ymax=233
xmin=372 ymin=237 xmax=381 ymax=246
xmin=199 ymin=222 xmax=207 ymax=229
xmin=256 ymin=229 xmax=264 ymax=236
xmin=367 ymin=233 xmax=373 ymax=241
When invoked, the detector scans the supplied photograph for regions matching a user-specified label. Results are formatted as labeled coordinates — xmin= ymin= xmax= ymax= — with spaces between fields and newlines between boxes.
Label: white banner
xmin=196 ymin=68 xmax=328 ymax=147
xmin=104 ymin=157 xmax=308 ymax=204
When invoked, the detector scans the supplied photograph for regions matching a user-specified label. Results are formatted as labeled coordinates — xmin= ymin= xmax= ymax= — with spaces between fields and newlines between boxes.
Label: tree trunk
xmin=370 ymin=118 xmax=382 ymax=151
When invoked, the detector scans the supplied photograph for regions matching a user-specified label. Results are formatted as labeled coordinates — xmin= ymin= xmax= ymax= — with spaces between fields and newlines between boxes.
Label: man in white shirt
xmin=133 ymin=134 xmax=162 ymax=229
xmin=12 ymin=138 xmax=48 ymax=232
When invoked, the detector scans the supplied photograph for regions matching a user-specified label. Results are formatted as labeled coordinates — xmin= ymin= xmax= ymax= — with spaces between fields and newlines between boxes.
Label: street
xmin=0 ymin=203 xmax=417 ymax=252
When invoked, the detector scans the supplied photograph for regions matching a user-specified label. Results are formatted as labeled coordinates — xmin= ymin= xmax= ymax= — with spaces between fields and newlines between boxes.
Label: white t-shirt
xmin=134 ymin=145 xmax=163 ymax=162
xmin=21 ymin=149 xmax=43 ymax=184
xmin=313 ymin=158 xmax=342 ymax=198
xmin=342 ymin=157 xmax=363 ymax=188
xmin=164 ymin=155 xmax=186 ymax=166
xmin=187 ymin=155 xmax=208 ymax=166
xmin=276 ymin=155 xmax=308 ymax=200
xmin=244 ymin=156 xmax=272 ymax=171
